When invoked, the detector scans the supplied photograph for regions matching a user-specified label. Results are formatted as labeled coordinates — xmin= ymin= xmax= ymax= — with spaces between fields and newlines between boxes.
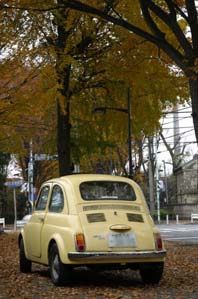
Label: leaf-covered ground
xmin=0 ymin=232 xmax=198 ymax=299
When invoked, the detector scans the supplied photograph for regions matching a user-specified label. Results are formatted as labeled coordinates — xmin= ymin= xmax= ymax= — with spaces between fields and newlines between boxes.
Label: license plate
xmin=108 ymin=232 xmax=136 ymax=248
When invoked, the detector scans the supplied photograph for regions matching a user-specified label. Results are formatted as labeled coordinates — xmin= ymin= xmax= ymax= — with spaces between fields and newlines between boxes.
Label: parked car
xmin=16 ymin=214 xmax=32 ymax=229
xmin=18 ymin=174 xmax=166 ymax=285
xmin=22 ymin=214 xmax=32 ymax=222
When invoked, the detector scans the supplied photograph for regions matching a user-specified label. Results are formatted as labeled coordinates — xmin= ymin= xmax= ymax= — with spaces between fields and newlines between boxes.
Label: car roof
xmin=42 ymin=174 xmax=149 ymax=212
xmin=46 ymin=174 xmax=143 ymax=201
xmin=47 ymin=174 xmax=135 ymax=185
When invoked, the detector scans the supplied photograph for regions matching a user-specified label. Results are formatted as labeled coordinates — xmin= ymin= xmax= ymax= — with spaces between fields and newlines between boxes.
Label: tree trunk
xmin=57 ymin=99 xmax=71 ymax=176
xmin=56 ymin=61 xmax=72 ymax=176
xmin=55 ymin=4 xmax=73 ymax=176
xmin=189 ymin=79 xmax=198 ymax=144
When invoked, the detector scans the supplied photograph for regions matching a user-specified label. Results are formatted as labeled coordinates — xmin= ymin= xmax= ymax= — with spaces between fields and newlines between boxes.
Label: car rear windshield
xmin=80 ymin=181 xmax=136 ymax=201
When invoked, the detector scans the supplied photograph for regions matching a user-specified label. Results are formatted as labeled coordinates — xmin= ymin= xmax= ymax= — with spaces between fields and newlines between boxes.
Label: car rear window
xmin=80 ymin=181 xmax=136 ymax=201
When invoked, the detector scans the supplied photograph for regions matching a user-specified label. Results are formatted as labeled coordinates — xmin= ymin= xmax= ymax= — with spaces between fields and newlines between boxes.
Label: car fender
xmin=46 ymin=230 xmax=75 ymax=265
xmin=18 ymin=230 xmax=29 ymax=258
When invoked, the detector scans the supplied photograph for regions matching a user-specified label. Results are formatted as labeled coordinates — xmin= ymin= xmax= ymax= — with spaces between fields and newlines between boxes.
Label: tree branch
xmin=0 ymin=1 xmax=192 ymax=74
xmin=140 ymin=0 xmax=166 ymax=39
xmin=185 ymin=0 xmax=198 ymax=53
xmin=147 ymin=0 xmax=193 ymax=56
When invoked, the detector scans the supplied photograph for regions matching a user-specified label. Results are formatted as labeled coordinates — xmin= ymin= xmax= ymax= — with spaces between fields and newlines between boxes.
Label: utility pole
xmin=173 ymin=104 xmax=181 ymax=203
xmin=173 ymin=104 xmax=181 ymax=165
xmin=155 ymin=135 xmax=161 ymax=223
xmin=163 ymin=160 xmax=169 ymax=204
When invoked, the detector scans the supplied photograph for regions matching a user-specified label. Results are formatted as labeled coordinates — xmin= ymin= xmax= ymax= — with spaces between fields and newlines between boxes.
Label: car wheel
xmin=139 ymin=262 xmax=164 ymax=284
xmin=49 ymin=243 xmax=70 ymax=286
xmin=19 ymin=239 xmax=32 ymax=273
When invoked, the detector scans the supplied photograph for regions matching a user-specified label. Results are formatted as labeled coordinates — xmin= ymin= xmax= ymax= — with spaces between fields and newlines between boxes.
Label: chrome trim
xmin=83 ymin=204 xmax=141 ymax=212
xmin=68 ymin=250 xmax=166 ymax=260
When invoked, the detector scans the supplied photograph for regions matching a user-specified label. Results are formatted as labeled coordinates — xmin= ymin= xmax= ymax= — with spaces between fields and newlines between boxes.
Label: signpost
xmin=4 ymin=180 xmax=23 ymax=231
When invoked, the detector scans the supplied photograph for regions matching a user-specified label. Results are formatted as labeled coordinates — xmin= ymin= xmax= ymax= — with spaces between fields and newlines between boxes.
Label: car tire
xmin=19 ymin=239 xmax=32 ymax=273
xmin=139 ymin=262 xmax=164 ymax=284
xmin=49 ymin=243 xmax=70 ymax=286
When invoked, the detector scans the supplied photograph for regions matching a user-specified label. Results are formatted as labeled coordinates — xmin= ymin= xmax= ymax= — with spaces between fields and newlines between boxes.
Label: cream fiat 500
xmin=19 ymin=174 xmax=166 ymax=285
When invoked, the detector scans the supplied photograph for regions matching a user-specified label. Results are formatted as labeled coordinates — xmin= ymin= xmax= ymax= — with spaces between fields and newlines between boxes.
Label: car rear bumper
xmin=68 ymin=250 xmax=166 ymax=261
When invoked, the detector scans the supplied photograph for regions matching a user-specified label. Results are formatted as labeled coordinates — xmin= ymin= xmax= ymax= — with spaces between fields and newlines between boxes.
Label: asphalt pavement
xmin=157 ymin=222 xmax=198 ymax=245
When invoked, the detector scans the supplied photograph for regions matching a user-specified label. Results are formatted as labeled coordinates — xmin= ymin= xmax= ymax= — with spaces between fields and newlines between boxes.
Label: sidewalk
xmin=0 ymin=224 xmax=21 ymax=233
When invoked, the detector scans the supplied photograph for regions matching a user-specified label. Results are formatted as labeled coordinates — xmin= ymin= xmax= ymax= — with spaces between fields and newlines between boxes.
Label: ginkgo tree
xmin=0 ymin=0 xmax=189 ymax=177
xmin=0 ymin=1 xmax=118 ymax=175
xmin=40 ymin=0 xmax=198 ymax=144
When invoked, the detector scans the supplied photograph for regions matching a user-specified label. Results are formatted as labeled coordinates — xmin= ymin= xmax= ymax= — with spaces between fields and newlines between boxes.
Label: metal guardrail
xmin=191 ymin=214 xmax=198 ymax=222
xmin=0 ymin=218 xmax=5 ymax=230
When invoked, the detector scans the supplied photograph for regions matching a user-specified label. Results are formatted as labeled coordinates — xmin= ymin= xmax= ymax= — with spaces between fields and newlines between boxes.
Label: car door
xmin=25 ymin=184 xmax=51 ymax=258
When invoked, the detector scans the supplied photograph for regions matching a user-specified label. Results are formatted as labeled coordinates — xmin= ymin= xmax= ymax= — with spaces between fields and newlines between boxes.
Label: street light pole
xmin=93 ymin=88 xmax=133 ymax=178
xmin=127 ymin=87 xmax=133 ymax=178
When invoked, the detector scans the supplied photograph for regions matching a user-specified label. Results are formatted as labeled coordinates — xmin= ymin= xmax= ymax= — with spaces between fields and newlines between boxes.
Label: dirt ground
xmin=0 ymin=232 xmax=198 ymax=299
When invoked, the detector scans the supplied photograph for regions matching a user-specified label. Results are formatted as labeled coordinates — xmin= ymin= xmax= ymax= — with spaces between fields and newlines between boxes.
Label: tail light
xmin=154 ymin=233 xmax=163 ymax=250
xmin=75 ymin=233 xmax=85 ymax=252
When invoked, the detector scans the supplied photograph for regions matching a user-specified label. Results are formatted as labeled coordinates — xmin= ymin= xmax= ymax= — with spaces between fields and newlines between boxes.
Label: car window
xmin=36 ymin=185 xmax=50 ymax=210
xmin=49 ymin=185 xmax=64 ymax=213
xmin=80 ymin=181 xmax=136 ymax=201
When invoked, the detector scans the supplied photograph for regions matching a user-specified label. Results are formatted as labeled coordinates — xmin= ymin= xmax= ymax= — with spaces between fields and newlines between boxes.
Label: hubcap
xmin=52 ymin=254 xmax=60 ymax=280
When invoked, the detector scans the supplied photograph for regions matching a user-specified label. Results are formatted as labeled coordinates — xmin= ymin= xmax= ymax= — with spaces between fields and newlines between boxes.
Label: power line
xmin=143 ymin=142 xmax=197 ymax=157
xmin=161 ymin=115 xmax=192 ymax=125
xmin=157 ymin=141 xmax=197 ymax=146
xmin=164 ymin=111 xmax=192 ymax=114
xmin=163 ymin=105 xmax=192 ymax=113
xmin=159 ymin=129 xmax=194 ymax=140
xmin=162 ymin=126 xmax=193 ymax=129
xmin=163 ymin=115 xmax=191 ymax=119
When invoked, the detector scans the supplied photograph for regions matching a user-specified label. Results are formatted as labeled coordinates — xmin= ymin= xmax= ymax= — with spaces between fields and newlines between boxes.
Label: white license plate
xmin=108 ymin=232 xmax=136 ymax=248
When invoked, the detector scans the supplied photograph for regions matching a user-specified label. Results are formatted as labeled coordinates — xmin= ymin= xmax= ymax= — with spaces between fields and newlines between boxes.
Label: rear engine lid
xmin=78 ymin=204 xmax=155 ymax=252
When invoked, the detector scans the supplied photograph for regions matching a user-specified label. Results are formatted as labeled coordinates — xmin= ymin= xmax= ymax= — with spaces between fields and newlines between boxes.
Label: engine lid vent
xmin=87 ymin=213 xmax=106 ymax=223
xmin=127 ymin=213 xmax=144 ymax=223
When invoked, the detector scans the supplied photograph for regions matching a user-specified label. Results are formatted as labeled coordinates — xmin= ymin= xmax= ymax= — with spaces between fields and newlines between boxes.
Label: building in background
xmin=171 ymin=155 xmax=198 ymax=218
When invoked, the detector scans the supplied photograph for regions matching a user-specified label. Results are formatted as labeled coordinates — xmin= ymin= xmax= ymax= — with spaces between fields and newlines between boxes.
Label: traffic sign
xmin=34 ymin=154 xmax=58 ymax=161
xmin=4 ymin=180 xmax=23 ymax=188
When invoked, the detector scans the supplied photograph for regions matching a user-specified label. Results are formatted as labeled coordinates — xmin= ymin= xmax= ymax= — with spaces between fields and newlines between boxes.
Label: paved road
xmin=3 ymin=223 xmax=198 ymax=245
xmin=157 ymin=223 xmax=198 ymax=245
